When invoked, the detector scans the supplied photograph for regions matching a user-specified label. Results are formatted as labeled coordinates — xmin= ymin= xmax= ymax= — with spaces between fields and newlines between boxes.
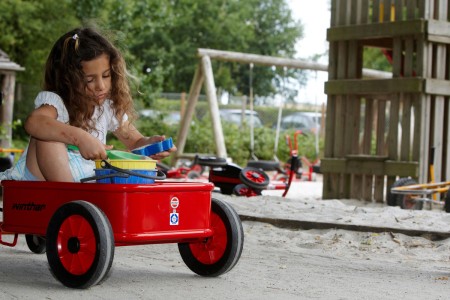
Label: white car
xmin=277 ymin=112 xmax=322 ymax=134
xmin=219 ymin=109 xmax=263 ymax=128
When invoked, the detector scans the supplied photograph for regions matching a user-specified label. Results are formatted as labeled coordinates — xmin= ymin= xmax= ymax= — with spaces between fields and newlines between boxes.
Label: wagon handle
xmin=100 ymin=160 xmax=167 ymax=180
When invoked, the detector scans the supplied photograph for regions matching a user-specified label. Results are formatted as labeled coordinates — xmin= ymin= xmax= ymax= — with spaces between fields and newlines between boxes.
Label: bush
xmin=113 ymin=116 xmax=323 ymax=167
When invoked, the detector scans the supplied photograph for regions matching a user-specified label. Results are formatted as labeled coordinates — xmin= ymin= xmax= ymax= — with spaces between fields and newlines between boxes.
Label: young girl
xmin=0 ymin=27 xmax=176 ymax=182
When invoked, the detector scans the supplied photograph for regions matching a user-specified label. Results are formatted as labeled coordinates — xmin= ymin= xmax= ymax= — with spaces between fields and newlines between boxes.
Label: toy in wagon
xmin=0 ymin=138 xmax=244 ymax=289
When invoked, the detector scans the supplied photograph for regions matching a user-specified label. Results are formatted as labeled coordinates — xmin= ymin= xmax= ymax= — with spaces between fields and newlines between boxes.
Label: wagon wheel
xmin=46 ymin=201 xmax=115 ymax=289
xmin=239 ymin=167 xmax=269 ymax=190
xmin=387 ymin=178 xmax=423 ymax=210
xmin=233 ymin=184 xmax=261 ymax=197
xmin=25 ymin=234 xmax=46 ymax=254
xmin=178 ymin=197 xmax=244 ymax=277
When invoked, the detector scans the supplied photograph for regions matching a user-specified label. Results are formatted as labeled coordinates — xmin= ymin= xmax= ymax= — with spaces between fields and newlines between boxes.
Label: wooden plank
xmin=334 ymin=39 xmax=348 ymax=156
xmin=325 ymin=78 xmax=424 ymax=95
xmin=392 ymin=38 xmax=403 ymax=78
xmin=412 ymin=93 xmax=421 ymax=162
xmin=330 ymin=0 xmax=337 ymax=27
xmin=374 ymin=98 xmax=386 ymax=203
xmin=382 ymin=0 xmax=391 ymax=22
xmin=394 ymin=0 xmax=404 ymax=21
xmin=424 ymin=79 xmax=450 ymax=96
xmin=419 ymin=94 xmax=431 ymax=183
xmin=446 ymin=96 xmax=450 ymax=180
xmin=347 ymin=160 xmax=387 ymax=176
xmin=417 ymin=0 xmax=427 ymax=19
xmin=336 ymin=38 xmax=349 ymax=198
xmin=404 ymin=38 xmax=414 ymax=77
xmin=362 ymin=174 xmax=373 ymax=201
xmin=406 ymin=0 xmax=417 ymax=19
xmin=327 ymin=19 xmax=426 ymax=41
xmin=362 ymin=98 xmax=374 ymax=153
xmin=400 ymin=94 xmax=412 ymax=161
xmin=427 ymin=18 xmax=450 ymax=44
xmin=388 ymin=95 xmax=400 ymax=160
xmin=376 ymin=99 xmax=387 ymax=156
xmin=350 ymin=0 xmax=358 ymax=25
xmin=372 ymin=0 xmax=381 ymax=23
xmin=431 ymin=37 xmax=447 ymax=182
xmin=360 ymin=0 xmax=369 ymax=24
xmin=436 ymin=0 xmax=447 ymax=20
xmin=323 ymin=37 xmax=338 ymax=199
xmin=347 ymin=39 xmax=361 ymax=199
xmin=320 ymin=158 xmax=418 ymax=177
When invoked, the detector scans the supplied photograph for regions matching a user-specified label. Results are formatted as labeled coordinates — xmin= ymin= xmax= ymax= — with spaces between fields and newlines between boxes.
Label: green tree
xmin=126 ymin=0 xmax=302 ymax=105
xmin=0 ymin=0 xmax=303 ymax=117
xmin=0 ymin=0 xmax=79 ymax=84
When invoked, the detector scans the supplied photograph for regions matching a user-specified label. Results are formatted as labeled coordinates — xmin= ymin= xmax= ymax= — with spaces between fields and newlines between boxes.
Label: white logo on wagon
xmin=170 ymin=213 xmax=179 ymax=225
xmin=170 ymin=197 xmax=179 ymax=209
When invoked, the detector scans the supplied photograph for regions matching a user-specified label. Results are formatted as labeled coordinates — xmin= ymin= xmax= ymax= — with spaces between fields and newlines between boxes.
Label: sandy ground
xmin=1 ymin=176 xmax=450 ymax=299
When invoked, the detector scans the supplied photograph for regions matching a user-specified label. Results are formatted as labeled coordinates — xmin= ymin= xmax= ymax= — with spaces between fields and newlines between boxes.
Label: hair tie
xmin=72 ymin=34 xmax=79 ymax=40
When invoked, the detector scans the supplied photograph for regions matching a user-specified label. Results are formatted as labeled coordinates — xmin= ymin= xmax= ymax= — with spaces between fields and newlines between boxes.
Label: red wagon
xmin=0 ymin=180 xmax=243 ymax=289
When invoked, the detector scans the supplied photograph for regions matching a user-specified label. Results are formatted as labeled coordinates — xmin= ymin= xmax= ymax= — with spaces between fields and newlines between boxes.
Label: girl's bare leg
xmin=26 ymin=138 xmax=74 ymax=182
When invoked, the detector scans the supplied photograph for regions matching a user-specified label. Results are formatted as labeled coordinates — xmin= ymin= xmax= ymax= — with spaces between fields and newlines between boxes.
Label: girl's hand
xmin=142 ymin=135 xmax=177 ymax=161
xmin=77 ymin=132 xmax=113 ymax=160
xmin=150 ymin=144 xmax=177 ymax=161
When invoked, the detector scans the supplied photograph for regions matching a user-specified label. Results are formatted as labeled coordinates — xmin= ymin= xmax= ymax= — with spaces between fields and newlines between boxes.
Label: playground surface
xmin=1 ymin=178 xmax=450 ymax=298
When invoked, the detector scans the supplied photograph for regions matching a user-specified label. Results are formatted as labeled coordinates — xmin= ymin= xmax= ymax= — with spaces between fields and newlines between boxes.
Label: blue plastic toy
xmin=132 ymin=137 xmax=173 ymax=156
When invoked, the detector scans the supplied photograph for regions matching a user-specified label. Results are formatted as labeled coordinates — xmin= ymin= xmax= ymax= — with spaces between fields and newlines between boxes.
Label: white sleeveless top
xmin=0 ymin=91 xmax=128 ymax=182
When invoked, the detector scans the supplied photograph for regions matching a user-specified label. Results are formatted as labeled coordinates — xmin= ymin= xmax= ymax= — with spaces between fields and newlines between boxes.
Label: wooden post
xmin=173 ymin=64 xmax=204 ymax=165
xmin=1 ymin=73 xmax=16 ymax=148
xmin=180 ymin=92 xmax=186 ymax=120
xmin=201 ymin=55 xmax=227 ymax=158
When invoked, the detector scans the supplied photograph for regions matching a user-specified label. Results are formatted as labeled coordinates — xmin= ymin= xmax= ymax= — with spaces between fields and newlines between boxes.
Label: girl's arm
xmin=113 ymin=121 xmax=176 ymax=160
xmin=25 ymin=105 xmax=110 ymax=160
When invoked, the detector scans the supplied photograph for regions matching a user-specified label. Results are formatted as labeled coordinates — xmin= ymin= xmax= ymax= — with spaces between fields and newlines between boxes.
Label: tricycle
xmin=0 ymin=162 xmax=244 ymax=289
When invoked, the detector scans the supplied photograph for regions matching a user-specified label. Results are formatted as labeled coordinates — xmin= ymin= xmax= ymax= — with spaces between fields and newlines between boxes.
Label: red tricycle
xmin=0 ymin=171 xmax=243 ymax=289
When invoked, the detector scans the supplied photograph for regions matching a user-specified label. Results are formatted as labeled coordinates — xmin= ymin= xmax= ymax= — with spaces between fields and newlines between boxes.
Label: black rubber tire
xmin=178 ymin=198 xmax=244 ymax=277
xmin=387 ymin=178 xmax=423 ymax=210
xmin=444 ymin=193 xmax=450 ymax=213
xmin=187 ymin=170 xmax=201 ymax=179
xmin=246 ymin=160 xmax=281 ymax=171
xmin=46 ymin=201 xmax=115 ymax=289
xmin=196 ymin=156 xmax=227 ymax=167
xmin=156 ymin=162 xmax=171 ymax=173
xmin=218 ymin=185 xmax=235 ymax=195
xmin=25 ymin=234 xmax=46 ymax=254
xmin=233 ymin=184 xmax=262 ymax=197
xmin=239 ymin=167 xmax=270 ymax=190
xmin=233 ymin=184 xmax=250 ymax=196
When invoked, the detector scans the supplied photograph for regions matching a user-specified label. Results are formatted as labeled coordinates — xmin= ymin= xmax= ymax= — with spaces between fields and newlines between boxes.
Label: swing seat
xmin=246 ymin=160 xmax=281 ymax=172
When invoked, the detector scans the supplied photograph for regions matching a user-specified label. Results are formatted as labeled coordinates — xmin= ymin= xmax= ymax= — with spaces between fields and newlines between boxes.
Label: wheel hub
xmin=67 ymin=237 xmax=80 ymax=253
xmin=251 ymin=172 xmax=261 ymax=179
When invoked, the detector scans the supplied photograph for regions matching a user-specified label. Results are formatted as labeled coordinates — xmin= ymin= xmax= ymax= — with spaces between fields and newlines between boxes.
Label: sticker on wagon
xmin=170 ymin=197 xmax=179 ymax=209
xmin=170 ymin=212 xmax=179 ymax=225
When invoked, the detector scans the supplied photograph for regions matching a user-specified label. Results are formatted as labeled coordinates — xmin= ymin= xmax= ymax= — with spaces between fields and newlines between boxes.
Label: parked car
xmin=219 ymin=109 xmax=263 ymax=128
xmin=277 ymin=112 xmax=322 ymax=134
xmin=139 ymin=109 xmax=182 ymax=125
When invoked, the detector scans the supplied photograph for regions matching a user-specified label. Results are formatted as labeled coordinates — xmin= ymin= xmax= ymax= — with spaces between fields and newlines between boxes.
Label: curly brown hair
xmin=44 ymin=27 xmax=136 ymax=133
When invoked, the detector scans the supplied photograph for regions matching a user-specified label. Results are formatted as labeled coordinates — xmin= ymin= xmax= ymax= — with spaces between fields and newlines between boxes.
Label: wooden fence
xmin=322 ymin=0 xmax=450 ymax=202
